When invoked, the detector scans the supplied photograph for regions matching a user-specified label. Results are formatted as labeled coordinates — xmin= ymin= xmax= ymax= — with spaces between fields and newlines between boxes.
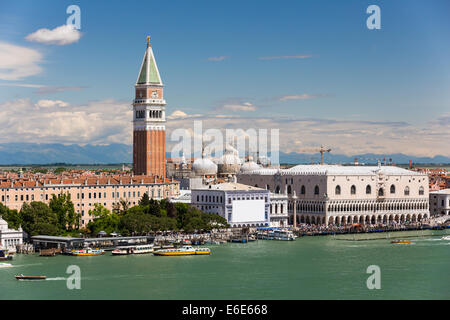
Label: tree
xmin=165 ymin=201 xmax=177 ymax=219
xmin=119 ymin=208 xmax=155 ymax=235
xmin=147 ymin=199 xmax=160 ymax=216
xmin=0 ymin=204 xmax=21 ymax=230
xmin=54 ymin=167 xmax=66 ymax=174
xmin=86 ymin=204 xmax=120 ymax=235
xmin=49 ymin=192 xmax=76 ymax=231
xmin=138 ymin=193 xmax=150 ymax=207
xmin=20 ymin=202 xmax=58 ymax=236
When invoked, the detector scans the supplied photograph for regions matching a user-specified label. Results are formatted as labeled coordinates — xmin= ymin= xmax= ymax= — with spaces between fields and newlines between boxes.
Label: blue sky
xmin=0 ymin=0 xmax=449 ymax=156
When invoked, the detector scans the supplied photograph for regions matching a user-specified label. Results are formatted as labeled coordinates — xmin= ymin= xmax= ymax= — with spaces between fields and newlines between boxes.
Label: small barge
xmin=15 ymin=274 xmax=47 ymax=281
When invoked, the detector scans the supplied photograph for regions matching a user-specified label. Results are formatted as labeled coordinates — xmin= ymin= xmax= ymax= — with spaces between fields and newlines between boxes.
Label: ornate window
xmin=351 ymin=185 xmax=356 ymax=195
xmin=300 ymin=185 xmax=305 ymax=195
xmin=378 ymin=188 xmax=384 ymax=196
xmin=287 ymin=185 xmax=292 ymax=194
xmin=314 ymin=185 xmax=319 ymax=195
xmin=335 ymin=185 xmax=341 ymax=195
xmin=419 ymin=186 xmax=424 ymax=195
xmin=366 ymin=185 xmax=371 ymax=194
xmin=390 ymin=184 xmax=395 ymax=194
xmin=404 ymin=186 xmax=410 ymax=196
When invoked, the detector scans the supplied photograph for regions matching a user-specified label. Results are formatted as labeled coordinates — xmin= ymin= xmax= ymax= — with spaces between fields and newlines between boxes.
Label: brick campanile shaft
xmin=132 ymin=36 xmax=166 ymax=177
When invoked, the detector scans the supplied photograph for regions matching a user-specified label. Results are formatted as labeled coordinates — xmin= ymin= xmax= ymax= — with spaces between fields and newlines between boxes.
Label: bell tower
xmin=132 ymin=36 xmax=166 ymax=177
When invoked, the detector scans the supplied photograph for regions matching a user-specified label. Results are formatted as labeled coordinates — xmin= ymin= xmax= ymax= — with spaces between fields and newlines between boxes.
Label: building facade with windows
xmin=237 ymin=165 xmax=429 ymax=225
xmin=191 ymin=182 xmax=270 ymax=227
xmin=0 ymin=218 xmax=23 ymax=250
xmin=268 ymin=192 xmax=289 ymax=227
xmin=429 ymin=189 xmax=450 ymax=216
xmin=0 ymin=175 xmax=180 ymax=227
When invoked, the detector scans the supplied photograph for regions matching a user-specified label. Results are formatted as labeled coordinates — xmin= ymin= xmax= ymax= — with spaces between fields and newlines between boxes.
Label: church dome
xmin=218 ymin=144 xmax=242 ymax=174
xmin=192 ymin=153 xmax=218 ymax=176
xmin=240 ymin=156 xmax=261 ymax=173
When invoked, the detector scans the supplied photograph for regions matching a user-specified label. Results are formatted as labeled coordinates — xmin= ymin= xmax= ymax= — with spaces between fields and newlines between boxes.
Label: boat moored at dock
xmin=0 ymin=248 xmax=12 ymax=261
xmin=71 ymin=248 xmax=105 ymax=256
xmin=257 ymin=229 xmax=296 ymax=241
xmin=153 ymin=245 xmax=211 ymax=256
xmin=112 ymin=244 xmax=154 ymax=255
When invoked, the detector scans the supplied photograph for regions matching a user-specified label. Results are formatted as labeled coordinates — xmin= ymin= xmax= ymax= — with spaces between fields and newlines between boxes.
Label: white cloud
xmin=1 ymin=98 xmax=449 ymax=157
xmin=0 ymin=98 xmax=131 ymax=145
xmin=168 ymin=110 xmax=188 ymax=119
xmin=25 ymin=24 xmax=82 ymax=45
xmin=165 ymin=112 xmax=450 ymax=157
xmin=279 ymin=94 xmax=327 ymax=101
xmin=0 ymin=42 xmax=43 ymax=80
xmin=35 ymin=100 xmax=70 ymax=108
xmin=167 ymin=110 xmax=203 ymax=119
xmin=208 ymin=56 xmax=227 ymax=61
xmin=221 ymin=102 xmax=257 ymax=112
xmin=0 ymin=83 xmax=87 ymax=94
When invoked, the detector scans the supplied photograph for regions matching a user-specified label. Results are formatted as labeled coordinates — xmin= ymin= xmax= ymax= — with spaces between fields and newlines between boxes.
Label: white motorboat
xmin=112 ymin=244 xmax=154 ymax=255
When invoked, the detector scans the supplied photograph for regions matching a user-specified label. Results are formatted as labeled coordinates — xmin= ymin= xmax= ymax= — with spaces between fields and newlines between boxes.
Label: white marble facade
xmin=238 ymin=165 xmax=429 ymax=225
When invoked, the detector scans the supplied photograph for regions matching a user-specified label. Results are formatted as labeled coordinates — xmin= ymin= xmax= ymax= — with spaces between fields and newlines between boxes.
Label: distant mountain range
xmin=0 ymin=143 xmax=449 ymax=165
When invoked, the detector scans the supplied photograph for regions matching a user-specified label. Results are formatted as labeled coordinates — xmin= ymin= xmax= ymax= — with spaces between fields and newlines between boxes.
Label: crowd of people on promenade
xmin=293 ymin=218 xmax=441 ymax=235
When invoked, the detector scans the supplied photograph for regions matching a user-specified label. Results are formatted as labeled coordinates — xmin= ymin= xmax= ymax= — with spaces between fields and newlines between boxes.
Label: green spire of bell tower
xmin=136 ymin=36 xmax=162 ymax=85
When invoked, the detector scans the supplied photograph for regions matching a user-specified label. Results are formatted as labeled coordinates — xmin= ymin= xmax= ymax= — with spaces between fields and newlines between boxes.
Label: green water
xmin=2 ymin=230 xmax=449 ymax=300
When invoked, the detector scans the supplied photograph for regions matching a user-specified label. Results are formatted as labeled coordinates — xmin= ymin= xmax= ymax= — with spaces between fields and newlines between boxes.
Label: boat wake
xmin=0 ymin=263 xmax=13 ymax=268
xmin=45 ymin=277 xmax=66 ymax=281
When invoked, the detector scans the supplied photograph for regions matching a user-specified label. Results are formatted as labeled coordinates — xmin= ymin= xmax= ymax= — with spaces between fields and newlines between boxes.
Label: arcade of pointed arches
xmin=288 ymin=198 xmax=429 ymax=225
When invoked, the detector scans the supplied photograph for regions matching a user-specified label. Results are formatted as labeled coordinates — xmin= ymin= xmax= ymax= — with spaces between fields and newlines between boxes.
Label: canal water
xmin=1 ymin=230 xmax=449 ymax=299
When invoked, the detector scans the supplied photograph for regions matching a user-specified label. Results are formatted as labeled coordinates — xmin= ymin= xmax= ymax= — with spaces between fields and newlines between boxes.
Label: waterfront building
xmin=269 ymin=192 xmax=289 ymax=227
xmin=0 ymin=174 xmax=180 ymax=227
xmin=191 ymin=182 xmax=270 ymax=227
xmin=0 ymin=218 xmax=23 ymax=250
xmin=237 ymin=164 xmax=430 ymax=225
xmin=133 ymin=36 xmax=166 ymax=177
xmin=429 ymin=189 xmax=450 ymax=216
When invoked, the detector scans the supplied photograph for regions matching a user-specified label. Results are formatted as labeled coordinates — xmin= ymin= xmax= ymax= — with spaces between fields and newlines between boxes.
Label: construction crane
xmin=298 ymin=145 xmax=331 ymax=165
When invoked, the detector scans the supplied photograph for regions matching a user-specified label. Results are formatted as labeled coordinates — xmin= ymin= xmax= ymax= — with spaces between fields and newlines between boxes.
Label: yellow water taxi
xmin=153 ymin=245 xmax=211 ymax=256
xmin=71 ymin=248 xmax=105 ymax=256
xmin=391 ymin=240 xmax=412 ymax=244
